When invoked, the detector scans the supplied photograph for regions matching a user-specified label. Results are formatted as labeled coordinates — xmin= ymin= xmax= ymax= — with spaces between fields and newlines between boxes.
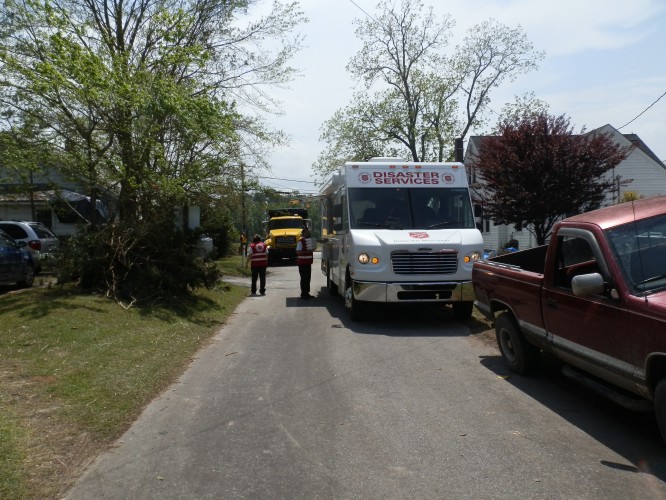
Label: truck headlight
xmin=464 ymin=251 xmax=481 ymax=263
xmin=358 ymin=253 xmax=380 ymax=265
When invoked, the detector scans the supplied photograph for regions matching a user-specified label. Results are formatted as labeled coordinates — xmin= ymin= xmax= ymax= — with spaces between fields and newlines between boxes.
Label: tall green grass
xmin=0 ymin=257 xmax=248 ymax=498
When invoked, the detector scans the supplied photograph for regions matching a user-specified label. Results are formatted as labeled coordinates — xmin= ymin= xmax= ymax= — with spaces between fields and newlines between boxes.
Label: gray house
xmin=0 ymin=166 xmax=111 ymax=237
xmin=464 ymin=124 xmax=666 ymax=252
xmin=1 ymin=166 xmax=204 ymax=238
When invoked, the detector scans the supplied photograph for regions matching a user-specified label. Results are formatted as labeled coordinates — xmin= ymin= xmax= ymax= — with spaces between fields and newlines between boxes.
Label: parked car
xmin=0 ymin=221 xmax=59 ymax=273
xmin=0 ymin=229 xmax=35 ymax=288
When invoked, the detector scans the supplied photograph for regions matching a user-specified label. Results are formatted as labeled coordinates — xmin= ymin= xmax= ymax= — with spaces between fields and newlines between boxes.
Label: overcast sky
xmin=248 ymin=0 xmax=666 ymax=195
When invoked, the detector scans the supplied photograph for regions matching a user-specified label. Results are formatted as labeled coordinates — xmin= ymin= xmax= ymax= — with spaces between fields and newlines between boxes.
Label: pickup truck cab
xmin=472 ymin=196 xmax=666 ymax=442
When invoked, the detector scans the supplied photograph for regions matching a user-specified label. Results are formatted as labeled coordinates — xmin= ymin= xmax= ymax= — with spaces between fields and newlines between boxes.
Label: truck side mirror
xmin=571 ymin=273 xmax=605 ymax=297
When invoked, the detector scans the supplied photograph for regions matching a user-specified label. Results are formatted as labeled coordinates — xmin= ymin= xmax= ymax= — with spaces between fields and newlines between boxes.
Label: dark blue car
xmin=0 ymin=229 xmax=35 ymax=288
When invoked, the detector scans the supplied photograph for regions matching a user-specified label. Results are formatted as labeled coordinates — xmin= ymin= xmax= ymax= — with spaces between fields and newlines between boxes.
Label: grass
xmin=0 ymin=256 xmax=249 ymax=499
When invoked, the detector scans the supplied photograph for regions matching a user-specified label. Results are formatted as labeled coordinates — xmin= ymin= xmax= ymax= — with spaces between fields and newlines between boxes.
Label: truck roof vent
xmin=367 ymin=157 xmax=404 ymax=162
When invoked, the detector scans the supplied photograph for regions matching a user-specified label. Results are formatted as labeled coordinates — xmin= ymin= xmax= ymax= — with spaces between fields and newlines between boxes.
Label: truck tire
xmin=453 ymin=302 xmax=474 ymax=320
xmin=495 ymin=312 xmax=540 ymax=375
xmin=326 ymin=263 xmax=338 ymax=296
xmin=349 ymin=288 xmax=366 ymax=321
xmin=655 ymin=379 xmax=666 ymax=444
xmin=344 ymin=276 xmax=365 ymax=321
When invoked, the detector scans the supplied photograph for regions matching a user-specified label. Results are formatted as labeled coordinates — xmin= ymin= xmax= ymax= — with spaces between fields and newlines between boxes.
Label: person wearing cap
xmin=296 ymin=227 xmax=314 ymax=299
xmin=245 ymin=234 xmax=268 ymax=296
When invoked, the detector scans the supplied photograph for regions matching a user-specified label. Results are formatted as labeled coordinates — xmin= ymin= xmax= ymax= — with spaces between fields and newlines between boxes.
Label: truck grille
xmin=391 ymin=251 xmax=458 ymax=275
xmin=275 ymin=236 xmax=297 ymax=246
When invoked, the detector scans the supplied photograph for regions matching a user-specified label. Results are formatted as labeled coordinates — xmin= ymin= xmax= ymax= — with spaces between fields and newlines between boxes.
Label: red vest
xmin=296 ymin=237 xmax=313 ymax=266
xmin=249 ymin=242 xmax=268 ymax=267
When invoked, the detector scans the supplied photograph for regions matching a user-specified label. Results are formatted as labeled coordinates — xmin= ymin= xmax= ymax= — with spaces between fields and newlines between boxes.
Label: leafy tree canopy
xmin=471 ymin=112 xmax=631 ymax=245
xmin=0 ymin=0 xmax=306 ymax=301
xmin=314 ymin=0 xmax=544 ymax=181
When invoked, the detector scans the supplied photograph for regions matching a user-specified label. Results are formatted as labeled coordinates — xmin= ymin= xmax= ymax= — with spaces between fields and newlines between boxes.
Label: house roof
xmin=0 ymin=190 xmax=53 ymax=203
xmin=622 ymin=133 xmax=664 ymax=168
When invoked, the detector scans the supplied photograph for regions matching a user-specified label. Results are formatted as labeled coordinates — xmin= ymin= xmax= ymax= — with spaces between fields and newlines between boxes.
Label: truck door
xmin=326 ymin=188 xmax=346 ymax=288
xmin=542 ymin=229 xmax=634 ymax=390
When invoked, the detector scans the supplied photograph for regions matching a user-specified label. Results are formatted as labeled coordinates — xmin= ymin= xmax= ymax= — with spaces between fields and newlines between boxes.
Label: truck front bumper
xmin=352 ymin=280 xmax=475 ymax=303
xmin=268 ymin=248 xmax=297 ymax=259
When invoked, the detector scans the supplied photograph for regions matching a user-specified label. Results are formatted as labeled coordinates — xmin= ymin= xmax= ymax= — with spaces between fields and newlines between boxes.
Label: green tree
xmin=314 ymin=0 xmax=543 ymax=179
xmin=0 ymin=0 xmax=305 ymax=300
xmin=493 ymin=93 xmax=550 ymax=133
xmin=470 ymin=112 xmax=631 ymax=245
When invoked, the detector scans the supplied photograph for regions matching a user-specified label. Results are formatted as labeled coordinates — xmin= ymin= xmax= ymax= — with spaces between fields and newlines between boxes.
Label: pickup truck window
xmin=607 ymin=213 xmax=666 ymax=294
xmin=553 ymin=235 xmax=600 ymax=289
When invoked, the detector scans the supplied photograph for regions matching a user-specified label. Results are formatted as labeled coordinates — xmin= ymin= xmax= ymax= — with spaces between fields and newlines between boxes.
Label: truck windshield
xmin=269 ymin=219 xmax=303 ymax=230
xmin=348 ymin=187 xmax=475 ymax=230
xmin=606 ymin=213 xmax=666 ymax=294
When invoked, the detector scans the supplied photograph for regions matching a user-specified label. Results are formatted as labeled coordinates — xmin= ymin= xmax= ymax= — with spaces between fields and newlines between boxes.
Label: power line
xmin=258 ymin=176 xmax=315 ymax=184
xmin=348 ymin=0 xmax=377 ymax=22
xmin=258 ymin=178 xmax=319 ymax=194
xmin=618 ymin=90 xmax=666 ymax=130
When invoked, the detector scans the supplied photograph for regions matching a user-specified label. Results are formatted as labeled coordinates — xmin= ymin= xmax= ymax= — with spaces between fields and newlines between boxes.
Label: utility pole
xmin=240 ymin=163 xmax=247 ymax=237
xmin=238 ymin=163 xmax=249 ymax=261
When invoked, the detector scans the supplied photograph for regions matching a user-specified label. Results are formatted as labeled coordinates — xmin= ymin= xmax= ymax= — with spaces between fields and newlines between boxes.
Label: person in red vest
xmin=245 ymin=234 xmax=268 ymax=296
xmin=296 ymin=226 xmax=314 ymax=300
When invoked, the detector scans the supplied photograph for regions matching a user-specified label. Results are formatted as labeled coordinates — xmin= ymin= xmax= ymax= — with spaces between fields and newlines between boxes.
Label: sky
xmin=248 ymin=0 xmax=666 ymax=195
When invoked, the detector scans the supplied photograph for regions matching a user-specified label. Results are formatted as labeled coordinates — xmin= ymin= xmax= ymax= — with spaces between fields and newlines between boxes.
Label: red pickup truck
xmin=472 ymin=196 xmax=666 ymax=442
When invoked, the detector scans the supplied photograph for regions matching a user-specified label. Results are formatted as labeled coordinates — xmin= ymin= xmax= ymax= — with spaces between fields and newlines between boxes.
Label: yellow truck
xmin=263 ymin=208 xmax=311 ymax=265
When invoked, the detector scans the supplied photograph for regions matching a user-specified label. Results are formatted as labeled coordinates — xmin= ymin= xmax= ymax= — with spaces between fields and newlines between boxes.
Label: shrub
xmin=56 ymin=220 xmax=221 ymax=302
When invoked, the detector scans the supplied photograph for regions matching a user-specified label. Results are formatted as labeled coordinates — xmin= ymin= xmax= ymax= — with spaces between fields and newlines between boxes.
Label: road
xmin=66 ymin=255 xmax=666 ymax=499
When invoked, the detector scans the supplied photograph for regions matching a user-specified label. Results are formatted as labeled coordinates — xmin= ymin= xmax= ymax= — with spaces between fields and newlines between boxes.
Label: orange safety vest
xmin=249 ymin=242 xmax=268 ymax=267
xmin=296 ymin=237 xmax=313 ymax=266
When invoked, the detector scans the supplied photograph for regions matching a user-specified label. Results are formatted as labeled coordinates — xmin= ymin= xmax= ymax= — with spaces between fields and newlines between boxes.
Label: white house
xmin=464 ymin=124 xmax=666 ymax=252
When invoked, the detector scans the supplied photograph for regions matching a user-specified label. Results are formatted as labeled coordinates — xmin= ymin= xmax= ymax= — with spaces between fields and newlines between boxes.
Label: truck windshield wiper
xmin=427 ymin=220 xmax=460 ymax=229
xmin=634 ymin=273 xmax=666 ymax=287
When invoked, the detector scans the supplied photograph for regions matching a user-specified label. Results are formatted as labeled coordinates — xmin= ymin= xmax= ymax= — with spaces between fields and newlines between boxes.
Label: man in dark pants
xmin=296 ymin=227 xmax=314 ymax=299
xmin=245 ymin=234 xmax=268 ymax=296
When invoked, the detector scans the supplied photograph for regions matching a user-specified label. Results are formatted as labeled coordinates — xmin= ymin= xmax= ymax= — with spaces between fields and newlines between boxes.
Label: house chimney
xmin=455 ymin=138 xmax=464 ymax=162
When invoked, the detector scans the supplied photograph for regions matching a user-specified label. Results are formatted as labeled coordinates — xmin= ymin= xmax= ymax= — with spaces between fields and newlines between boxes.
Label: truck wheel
xmin=453 ymin=302 xmax=474 ymax=320
xmin=655 ymin=379 xmax=666 ymax=444
xmin=495 ymin=312 xmax=540 ymax=375
xmin=345 ymin=282 xmax=365 ymax=321
xmin=326 ymin=263 xmax=338 ymax=296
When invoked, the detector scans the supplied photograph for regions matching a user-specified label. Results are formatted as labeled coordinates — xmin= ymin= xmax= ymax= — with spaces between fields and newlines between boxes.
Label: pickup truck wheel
xmin=452 ymin=302 xmax=473 ymax=320
xmin=326 ymin=263 xmax=338 ymax=296
xmin=655 ymin=379 xmax=666 ymax=444
xmin=495 ymin=312 xmax=540 ymax=375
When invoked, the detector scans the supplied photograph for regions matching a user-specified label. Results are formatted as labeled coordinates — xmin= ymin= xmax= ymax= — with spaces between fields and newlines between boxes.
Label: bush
xmin=56 ymin=220 xmax=221 ymax=302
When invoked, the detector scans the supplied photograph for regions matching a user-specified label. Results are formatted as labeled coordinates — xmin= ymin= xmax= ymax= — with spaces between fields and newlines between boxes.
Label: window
xmin=36 ymin=210 xmax=52 ymax=228
xmin=348 ymin=187 xmax=475 ymax=230
xmin=0 ymin=224 xmax=28 ymax=239
xmin=607 ymin=213 xmax=666 ymax=294
xmin=554 ymin=235 xmax=600 ymax=289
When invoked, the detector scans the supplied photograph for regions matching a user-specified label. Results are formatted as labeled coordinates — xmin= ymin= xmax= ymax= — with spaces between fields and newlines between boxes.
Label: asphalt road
xmin=66 ymin=255 xmax=666 ymax=499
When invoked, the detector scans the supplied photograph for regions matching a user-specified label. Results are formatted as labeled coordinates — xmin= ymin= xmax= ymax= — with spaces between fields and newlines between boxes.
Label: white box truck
xmin=320 ymin=157 xmax=484 ymax=320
